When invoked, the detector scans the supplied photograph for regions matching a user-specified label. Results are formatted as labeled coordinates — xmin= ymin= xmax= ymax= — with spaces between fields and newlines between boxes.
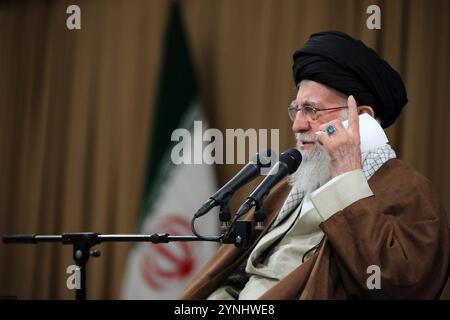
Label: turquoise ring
xmin=326 ymin=125 xmax=336 ymax=136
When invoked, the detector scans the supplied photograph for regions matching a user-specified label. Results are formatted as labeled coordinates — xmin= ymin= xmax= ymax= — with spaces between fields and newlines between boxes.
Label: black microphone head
xmin=279 ymin=148 xmax=302 ymax=174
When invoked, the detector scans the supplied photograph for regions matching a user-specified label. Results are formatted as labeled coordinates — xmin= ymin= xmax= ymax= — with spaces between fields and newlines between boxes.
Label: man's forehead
xmin=296 ymin=85 xmax=324 ymax=105
xmin=296 ymin=80 xmax=346 ymax=105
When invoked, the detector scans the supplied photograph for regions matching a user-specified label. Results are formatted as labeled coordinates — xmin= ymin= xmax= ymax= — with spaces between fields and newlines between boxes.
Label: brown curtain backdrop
xmin=0 ymin=0 xmax=448 ymax=299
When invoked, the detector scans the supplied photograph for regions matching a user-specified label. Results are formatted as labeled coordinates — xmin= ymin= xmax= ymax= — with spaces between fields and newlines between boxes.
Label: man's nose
xmin=292 ymin=112 xmax=311 ymax=133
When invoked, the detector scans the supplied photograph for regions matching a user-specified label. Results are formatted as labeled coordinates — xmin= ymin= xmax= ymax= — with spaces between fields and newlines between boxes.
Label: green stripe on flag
xmin=139 ymin=1 xmax=200 ymax=224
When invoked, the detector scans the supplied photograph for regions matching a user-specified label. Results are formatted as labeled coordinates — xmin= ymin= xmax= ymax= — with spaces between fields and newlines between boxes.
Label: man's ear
xmin=358 ymin=105 xmax=375 ymax=117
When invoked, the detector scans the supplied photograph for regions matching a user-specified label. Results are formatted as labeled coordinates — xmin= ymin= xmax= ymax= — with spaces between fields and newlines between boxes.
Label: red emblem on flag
xmin=139 ymin=215 xmax=197 ymax=291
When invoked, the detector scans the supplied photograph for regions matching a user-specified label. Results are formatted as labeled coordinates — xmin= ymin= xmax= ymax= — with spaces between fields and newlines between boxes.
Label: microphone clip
xmin=221 ymin=220 xmax=252 ymax=249
xmin=253 ymin=202 xmax=266 ymax=230
xmin=219 ymin=203 xmax=231 ymax=231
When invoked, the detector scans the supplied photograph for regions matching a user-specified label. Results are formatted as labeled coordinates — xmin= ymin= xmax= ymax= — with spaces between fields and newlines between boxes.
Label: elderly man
xmin=180 ymin=31 xmax=449 ymax=299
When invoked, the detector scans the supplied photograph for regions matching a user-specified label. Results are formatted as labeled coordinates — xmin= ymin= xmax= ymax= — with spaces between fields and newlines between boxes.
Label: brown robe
xmin=179 ymin=159 xmax=449 ymax=300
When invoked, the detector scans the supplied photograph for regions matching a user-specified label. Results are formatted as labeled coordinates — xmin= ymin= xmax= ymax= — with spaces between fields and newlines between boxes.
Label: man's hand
xmin=315 ymin=95 xmax=362 ymax=177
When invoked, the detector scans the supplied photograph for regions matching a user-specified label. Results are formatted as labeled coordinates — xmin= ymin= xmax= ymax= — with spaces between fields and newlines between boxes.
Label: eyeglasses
xmin=288 ymin=100 xmax=352 ymax=121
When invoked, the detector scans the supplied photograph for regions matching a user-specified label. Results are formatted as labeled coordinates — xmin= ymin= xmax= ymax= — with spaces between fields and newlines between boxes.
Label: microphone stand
xmin=2 ymin=192 xmax=268 ymax=300
xmin=2 ymin=232 xmax=218 ymax=300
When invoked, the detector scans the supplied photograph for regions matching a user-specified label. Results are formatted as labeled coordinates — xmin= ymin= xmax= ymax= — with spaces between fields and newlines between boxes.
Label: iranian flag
xmin=121 ymin=2 xmax=218 ymax=299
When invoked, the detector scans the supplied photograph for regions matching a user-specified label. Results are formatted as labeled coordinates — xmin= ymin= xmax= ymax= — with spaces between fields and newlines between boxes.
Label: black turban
xmin=293 ymin=31 xmax=408 ymax=128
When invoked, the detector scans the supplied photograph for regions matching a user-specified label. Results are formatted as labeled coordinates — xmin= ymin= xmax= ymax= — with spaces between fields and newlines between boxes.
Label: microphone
xmin=194 ymin=149 xmax=276 ymax=220
xmin=235 ymin=148 xmax=302 ymax=224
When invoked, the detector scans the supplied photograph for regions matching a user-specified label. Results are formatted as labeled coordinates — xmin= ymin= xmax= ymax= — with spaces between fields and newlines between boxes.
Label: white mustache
xmin=295 ymin=133 xmax=318 ymax=143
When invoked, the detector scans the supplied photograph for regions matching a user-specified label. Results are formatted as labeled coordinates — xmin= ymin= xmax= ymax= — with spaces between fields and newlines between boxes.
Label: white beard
xmin=289 ymin=133 xmax=331 ymax=193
